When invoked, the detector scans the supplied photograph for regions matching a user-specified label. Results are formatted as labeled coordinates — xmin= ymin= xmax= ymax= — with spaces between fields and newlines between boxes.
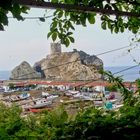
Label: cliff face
xmin=10 ymin=61 xmax=41 ymax=80
xmin=34 ymin=50 xmax=103 ymax=81
xmin=10 ymin=43 xmax=103 ymax=81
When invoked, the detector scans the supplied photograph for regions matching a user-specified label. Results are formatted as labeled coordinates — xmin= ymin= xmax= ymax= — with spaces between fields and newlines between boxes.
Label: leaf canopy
xmin=0 ymin=0 xmax=140 ymax=46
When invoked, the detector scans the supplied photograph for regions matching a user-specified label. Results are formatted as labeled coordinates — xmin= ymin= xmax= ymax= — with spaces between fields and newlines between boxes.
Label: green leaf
xmin=70 ymin=25 xmax=75 ymax=30
xmin=52 ymin=0 xmax=59 ymax=3
xmin=21 ymin=6 xmax=29 ymax=13
xmin=69 ymin=22 xmax=75 ymax=30
xmin=76 ymin=20 xmax=81 ymax=25
xmin=0 ymin=14 xmax=8 ymax=26
xmin=67 ymin=32 xmax=73 ymax=36
xmin=51 ymin=21 xmax=57 ymax=29
xmin=79 ymin=14 xmax=87 ymax=26
xmin=110 ymin=26 xmax=114 ymax=33
xmin=50 ymin=27 xmax=57 ymax=32
xmin=132 ymin=27 xmax=138 ymax=34
xmin=112 ymin=4 xmax=119 ymax=11
xmin=68 ymin=36 xmax=75 ymax=43
xmin=120 ymin=26 xmax=124 ymax=33
xmin=104 ymin=4 xmax=112 ymax=10
xmin=0 ymin=24 xmax=4 ymax=31
xmin=52 ymin=32 xmax=57 ymax=41
xmin=101 ymin=22 xmax=106 ymax=30
xmin=12 ymin=3 xmax=22 ymax=19
xmin=65 ymin=38 xmax=70 ymax=47
xmin=58 ymin=22 xmax=62 ymax=28
xmin=39 ymin=17 xmax=45 ymax=22
xmin=107 ymin=21 xmax=111 ymax=29
xmin=87 ymin=14 xmax=95 ymax=24
xmin=114 ymin=27 xmax=119 ymax=33
xmin=47 ymin=32 xmax=52 ymax=39
xmin=81 ymin=18 xmax=86 ymax=26
xmin=58 ymin=10 xmax=63 ymax=18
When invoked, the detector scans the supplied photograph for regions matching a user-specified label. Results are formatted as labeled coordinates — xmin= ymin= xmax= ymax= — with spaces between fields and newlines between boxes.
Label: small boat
xmin=94 ymin=100 xmax=104 ymax=106
xmin=93 ymin=97 xmax=102 ymax=101
xmin=30 ymin=98 xmax=52 ymax=109
xmin=113 ymin=104 xmax=123 ymax=110
xmin=73 ymin=93 xmax=83 ymax=98
xmin=28 ymin=108 xmax=40 ymax=113
xmin=27 ymin=108 xmax=52 ymax=113
xmin=41 ymin=92 xmax=59 ymax=101
xmin=42 ymin=92 xmax=49 ymax=97
xmin=82 ymin=96 xmax=93 ymax=101
xmin=18 ymin=92 xmax=30 ymax=100
xmin=65 ymin=90 xmax=80 ymax=97
xmin=68 ymin=90 xmax=80 ymax=94
xmin=94 ymin=99 xmax=117 ymax=106
xmin=10 ymin=95 xmax=21 ymax=102
xmin=65 ymin=92 xmax=73 ymax=97
xmin=46 ymin=95 xmax=59 ymax=101
xmin=10 ymin=93 xmax=30 ymax=102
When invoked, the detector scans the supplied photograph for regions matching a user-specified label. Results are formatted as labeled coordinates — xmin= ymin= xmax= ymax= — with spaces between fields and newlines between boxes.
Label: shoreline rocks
xmin=10 ymin=61 xmax=41 ymax=80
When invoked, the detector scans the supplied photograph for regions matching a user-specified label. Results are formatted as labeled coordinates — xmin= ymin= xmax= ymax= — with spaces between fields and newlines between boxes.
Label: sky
xmin=0 ymin=8 xmax=140 ymax=71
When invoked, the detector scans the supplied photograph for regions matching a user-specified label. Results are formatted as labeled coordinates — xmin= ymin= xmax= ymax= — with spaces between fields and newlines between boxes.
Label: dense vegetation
xmin=0 ymin=97 xmax=140 ymax=140
xmin=106 ymin=84 xmax=118 ymax=92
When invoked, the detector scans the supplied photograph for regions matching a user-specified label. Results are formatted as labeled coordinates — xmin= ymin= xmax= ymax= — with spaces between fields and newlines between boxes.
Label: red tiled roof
xmin=13 ymin=81 xmax=137 ymax=88
xmin=15 ymin=83 xmax=25 ymax=87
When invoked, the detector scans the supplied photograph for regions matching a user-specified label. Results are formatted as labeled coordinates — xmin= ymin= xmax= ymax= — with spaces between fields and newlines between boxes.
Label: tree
xmin=106 ymin=84 xmax=118 ymax=92
xmin=0 ymin=0 xmax=140 ymax=46
xmin=8 ymin=83 xmax=15 ymax=90
xmin=135 ymin=78 xmax=140 ymax=94
xmin=0 ymin=0 xmax=29 ymax=30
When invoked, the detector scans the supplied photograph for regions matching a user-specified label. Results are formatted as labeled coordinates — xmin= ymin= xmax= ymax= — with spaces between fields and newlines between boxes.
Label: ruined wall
xmin=50 ymin=43 xmax=62 ymax=54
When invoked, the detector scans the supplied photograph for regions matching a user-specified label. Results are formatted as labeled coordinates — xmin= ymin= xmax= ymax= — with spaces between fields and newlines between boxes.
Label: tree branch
xmin=115 ymin=0 xmax=140 ymax=6
xmin=13 ymin=0 xmax=140 ymax=17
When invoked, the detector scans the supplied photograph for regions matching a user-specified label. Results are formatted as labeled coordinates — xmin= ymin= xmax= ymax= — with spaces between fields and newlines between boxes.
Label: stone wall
xmin=50 ymin=43 xmax=61 ymax=54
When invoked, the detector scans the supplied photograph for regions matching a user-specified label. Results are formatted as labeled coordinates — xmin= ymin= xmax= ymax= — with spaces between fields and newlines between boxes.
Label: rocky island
xmin=10 ymin=61 xmax=41 ymax=80
xmin=10 ymin=43 xmax=103 ymax=81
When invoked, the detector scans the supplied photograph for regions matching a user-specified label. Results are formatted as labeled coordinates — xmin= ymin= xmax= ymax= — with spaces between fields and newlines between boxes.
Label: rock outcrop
xmin=10 ymin=43 xmax=103 ymax=81
xmin=10 ymin=61 xmax=41 ymax=80
xmin=34 ymin=47 xmax=103 ymax=81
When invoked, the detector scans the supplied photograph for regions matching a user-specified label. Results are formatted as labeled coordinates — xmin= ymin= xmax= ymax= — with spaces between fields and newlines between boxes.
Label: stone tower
xmin=50 ymin=43 xmax=62 ymax=54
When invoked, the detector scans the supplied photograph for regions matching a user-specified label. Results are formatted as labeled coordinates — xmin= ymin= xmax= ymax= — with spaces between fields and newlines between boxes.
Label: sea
xmin=104 ymin=66 xmax=140 ymax=82
xmin=0 ymin=66 xmax=140 ymax=82
xmin=0 ymin=71 xmax=11 ymax=81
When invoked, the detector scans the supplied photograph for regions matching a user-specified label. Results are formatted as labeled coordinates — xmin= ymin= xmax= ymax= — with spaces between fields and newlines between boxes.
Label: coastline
xmin=0 ymin=66 xmax=140 ymax=82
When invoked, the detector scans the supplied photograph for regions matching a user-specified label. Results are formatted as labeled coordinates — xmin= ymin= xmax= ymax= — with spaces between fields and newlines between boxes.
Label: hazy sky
xmin=0 ymin=8 xmax=139 ymax=71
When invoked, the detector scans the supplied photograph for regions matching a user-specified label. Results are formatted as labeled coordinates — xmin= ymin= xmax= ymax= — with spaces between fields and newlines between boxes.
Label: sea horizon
xmin=104 ymin=66 xmax=140 ymax=82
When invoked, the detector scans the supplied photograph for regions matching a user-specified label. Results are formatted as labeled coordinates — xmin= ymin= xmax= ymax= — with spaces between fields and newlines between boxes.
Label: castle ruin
xmin=50 ymin=43 xmax=62 ymax=54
